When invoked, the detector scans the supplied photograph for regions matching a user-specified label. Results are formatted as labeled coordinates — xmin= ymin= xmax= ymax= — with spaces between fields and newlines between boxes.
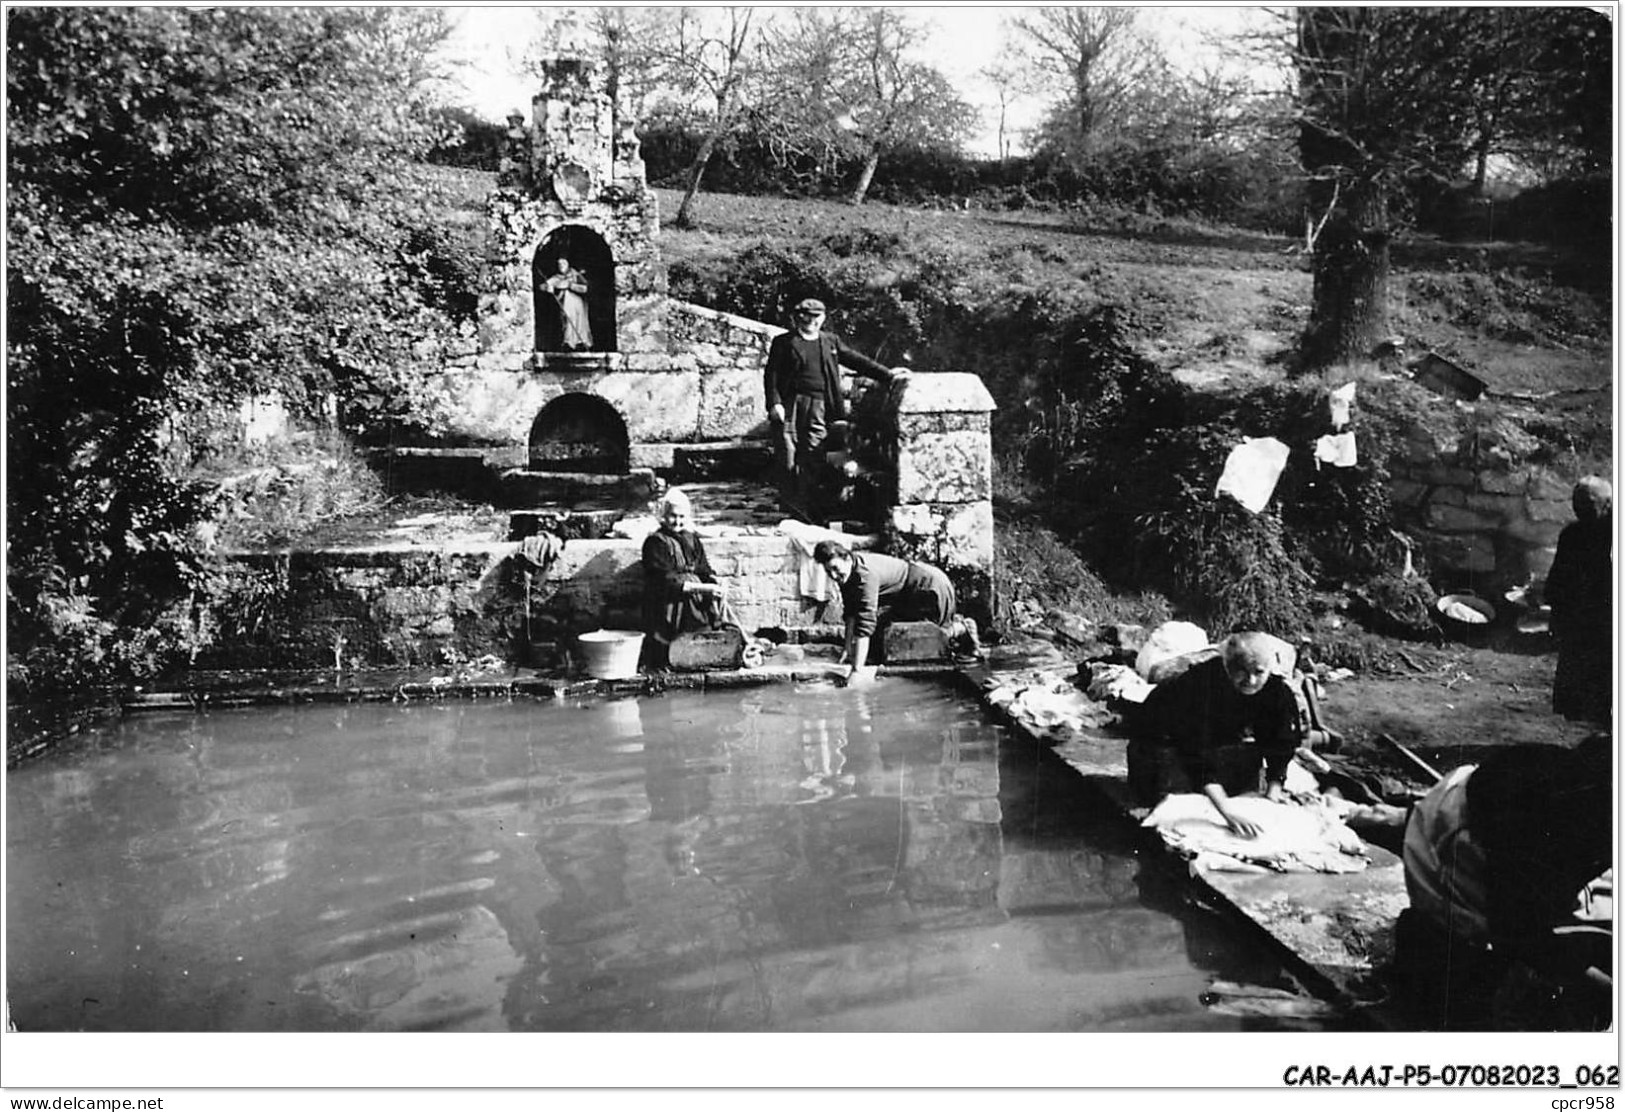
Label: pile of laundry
xmin=1142 ymin=793 xmax=1371 ymax=875
xmin=983 ymin=670 xmax=1117 ymax=743
xmin=1084 ymin=661 xmax=1154 ymax=704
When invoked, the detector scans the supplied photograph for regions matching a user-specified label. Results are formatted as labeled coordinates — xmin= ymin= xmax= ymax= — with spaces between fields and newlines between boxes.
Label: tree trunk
xmin=848 ymin=151 xmax=880 ymax=205
xmin=1301 ymin=178 xmax=1391 ymax=372
xmin=674 ymin=127 xmax=721 ymax=229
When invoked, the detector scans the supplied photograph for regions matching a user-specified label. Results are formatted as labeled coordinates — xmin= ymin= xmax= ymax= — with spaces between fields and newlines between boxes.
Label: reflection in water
xmin=7 ymin=681 xmax=1318 ymax=1031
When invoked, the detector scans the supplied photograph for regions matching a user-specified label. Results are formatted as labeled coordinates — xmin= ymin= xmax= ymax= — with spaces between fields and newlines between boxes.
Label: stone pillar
xmin=880 ymin=373 xmax=996 ymax=626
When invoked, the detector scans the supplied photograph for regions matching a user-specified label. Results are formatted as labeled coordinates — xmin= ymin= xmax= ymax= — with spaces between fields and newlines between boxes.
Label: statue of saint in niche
xmin=545 ymin=257 xmax=593 ymax=351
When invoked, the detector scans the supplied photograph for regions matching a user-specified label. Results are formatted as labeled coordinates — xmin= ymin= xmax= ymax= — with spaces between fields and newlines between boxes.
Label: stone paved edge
xmin=121 ymin=658 xmax=957 ymax=710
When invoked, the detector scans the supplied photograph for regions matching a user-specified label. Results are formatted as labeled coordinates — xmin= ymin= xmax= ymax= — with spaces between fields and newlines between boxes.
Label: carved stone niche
xmin=533 ymin=225 xmax=615 ymax=355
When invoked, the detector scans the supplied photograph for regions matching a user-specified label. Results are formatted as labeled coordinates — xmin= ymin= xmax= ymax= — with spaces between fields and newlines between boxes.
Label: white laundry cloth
xmin=1086 ymin=662 xmax=1154 ymax=704
xmin=1215 ymin=436 xmax=1291 ymax=514
xmin=1314 ymin=431 xmax=1359 ymax=469
xmin=1134 ymin=620 xmax=1211 ymax=680
xmin=1328 ymin=382 xmax=1357 ymax=430
xmin=777 ymin=519 xmax=878 ymax=603
xmin=1007 ymin=682 xmax=1115 ymax=740
xmin=1142 ymin=793 xmax=1369 ymax=874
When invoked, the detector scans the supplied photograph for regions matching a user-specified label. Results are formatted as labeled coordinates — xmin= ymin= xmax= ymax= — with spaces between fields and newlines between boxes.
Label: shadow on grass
xmin=1389 ymin=235 xmax=1610 ymax=294
xmin=986 ymin=212 xmax=1300 ymax=262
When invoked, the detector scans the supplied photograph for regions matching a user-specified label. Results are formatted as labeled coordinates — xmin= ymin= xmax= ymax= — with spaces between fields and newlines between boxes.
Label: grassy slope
xmin=653 ymin=187 xmax=1611 ymax=397
xmin=421 ymin=170 xmax=1609 ymax=396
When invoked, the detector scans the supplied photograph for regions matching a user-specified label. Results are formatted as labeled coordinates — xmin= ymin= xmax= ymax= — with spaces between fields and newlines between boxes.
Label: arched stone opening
xmin=534 ymin=226 xmax=616 ymax=353
xmin=529 ymin=393 xmax=629 ymax=474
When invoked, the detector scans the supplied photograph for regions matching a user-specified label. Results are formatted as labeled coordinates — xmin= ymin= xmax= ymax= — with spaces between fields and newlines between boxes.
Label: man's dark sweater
xmin=762 ymin=329 xmax=892 ymax=420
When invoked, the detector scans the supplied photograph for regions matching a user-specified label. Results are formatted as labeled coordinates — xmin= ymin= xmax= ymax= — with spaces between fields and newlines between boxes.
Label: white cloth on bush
xmin=1314 ymin=431 xmax=1359 ymax=469
xmin=1328 ymin=382 xmax=1356 ymax=429
xmin=1215 ymin=436 xmax=1290 ymax=513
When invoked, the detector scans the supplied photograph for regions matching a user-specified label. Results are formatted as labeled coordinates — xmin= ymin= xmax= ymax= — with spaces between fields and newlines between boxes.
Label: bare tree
xmin=751 ymin=8 xmax=850 ymax=190
xmin=980 ymin=38 xmax=1043 ymax=160
xmin=1009 ymin=7 xmax=1161 ymax=157
xmin=367 ymin=8 xmax=459 ymax=100
xmin=657 ymin=7 xmax=759 ymax=228
xmin=1253 ymin=5 xmax=1607 ymax=371
xmin=755 ymin=7 xmax=975 ymax=205
xmin=1293 ymin=7 xmax=1482 ymax=369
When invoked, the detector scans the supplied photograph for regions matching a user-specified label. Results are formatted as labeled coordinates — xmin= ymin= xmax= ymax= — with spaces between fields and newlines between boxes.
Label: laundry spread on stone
xmin=1005 ymin=681 xmax=1116 ymax=739
xmin=1142 ymin=794 xmax=1370 ymax=874
xmin=983 ymin=670 xmax=1118 ymax=741
xmin=1085 ymin=662 xmax=1154 ymax=704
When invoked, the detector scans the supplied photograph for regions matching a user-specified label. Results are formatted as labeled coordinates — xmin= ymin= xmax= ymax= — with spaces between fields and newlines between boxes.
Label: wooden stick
xmin=1376 ymin=733 xmax=1444 ymax=784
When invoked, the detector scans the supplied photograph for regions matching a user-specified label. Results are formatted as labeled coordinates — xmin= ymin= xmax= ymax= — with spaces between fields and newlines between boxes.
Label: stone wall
xmin=529 ymin=533 xmax=855 ymax=641
xmin=665 ymin=301 xmax=780 ymax=441
xmin=207 ymin=368 xmax=1000 ymax=668
xmin=206 ymin=546 xmax=523 ymax=670
xmin=1388 ymin=403 xmax=1609 ymax=591
xmin=397 ymin=301 xmax=779 ymax=456
xmin=212 ymin=534 xmax=862 ymax=670
xmin=868 ymin=373 xmax=997 ymax=625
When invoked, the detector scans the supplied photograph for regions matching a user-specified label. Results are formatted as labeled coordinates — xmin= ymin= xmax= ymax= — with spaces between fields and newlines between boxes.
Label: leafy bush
xmin=995 ymin=515 xmax=1172 ymax=631
xmin=1156 ymin=503 xmax=1316 ymax=636
xmin=6 ymin=9 xmax=461 ymax=701
xmin=1019 ymin=304 xmax=1184 ymax=483
xmin=1504 ymin=174 xmax=1612 ymax=246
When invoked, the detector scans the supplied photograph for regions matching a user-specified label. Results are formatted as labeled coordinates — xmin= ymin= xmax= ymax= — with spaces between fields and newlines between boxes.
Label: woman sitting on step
xmin=641 ymin=489 xmax=738 ymax=669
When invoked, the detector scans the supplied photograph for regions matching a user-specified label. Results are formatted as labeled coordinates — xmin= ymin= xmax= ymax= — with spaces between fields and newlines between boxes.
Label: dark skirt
xmin=1553 ymin=630 xmax=1612 ymax=724
xmin=893 ymin=563 xmax=956 ymax=625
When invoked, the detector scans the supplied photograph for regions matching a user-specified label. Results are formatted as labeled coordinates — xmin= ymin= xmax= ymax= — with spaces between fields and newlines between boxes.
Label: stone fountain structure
xmin=404 ymin=24 xmax=777 ymax=504
xmin=221 ymin=28 xmax=997 ymax=670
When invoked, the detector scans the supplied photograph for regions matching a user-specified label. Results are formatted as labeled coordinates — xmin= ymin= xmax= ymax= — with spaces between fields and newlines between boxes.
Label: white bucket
xmin=576 ymin=629 xmax=645 ymax=679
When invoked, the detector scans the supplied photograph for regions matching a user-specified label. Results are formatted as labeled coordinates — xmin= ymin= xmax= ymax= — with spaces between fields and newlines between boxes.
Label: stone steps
xmin=498 ymin=466 xmax=659 ymax=507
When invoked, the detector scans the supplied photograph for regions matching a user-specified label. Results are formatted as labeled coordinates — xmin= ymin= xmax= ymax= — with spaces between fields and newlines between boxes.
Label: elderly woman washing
xmin=1124 ymin=631 xmax=1304 ymax=838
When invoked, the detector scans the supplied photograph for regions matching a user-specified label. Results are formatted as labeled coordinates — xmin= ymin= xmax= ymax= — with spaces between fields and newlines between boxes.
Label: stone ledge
xmin=668 ymin=299 xmax=783 ymax=340
xmin=893 ymin=371 xmax=995 ymax=414
xmin=121 ymin=657 xmax=962 ymax=711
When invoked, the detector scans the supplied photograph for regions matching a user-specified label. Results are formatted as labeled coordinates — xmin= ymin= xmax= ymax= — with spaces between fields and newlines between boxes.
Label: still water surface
xmin=7 ymin=680 xmax=1313 ymax=1031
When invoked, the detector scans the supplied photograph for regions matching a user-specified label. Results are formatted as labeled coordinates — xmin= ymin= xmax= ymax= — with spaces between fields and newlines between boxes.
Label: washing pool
xmin=6 ymin=679 xmax=1324 ymax=1031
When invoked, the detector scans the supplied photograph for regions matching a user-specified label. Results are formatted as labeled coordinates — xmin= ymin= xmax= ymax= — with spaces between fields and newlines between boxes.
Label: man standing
xmin=763 ymin=298 xmax=901 ymax=519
